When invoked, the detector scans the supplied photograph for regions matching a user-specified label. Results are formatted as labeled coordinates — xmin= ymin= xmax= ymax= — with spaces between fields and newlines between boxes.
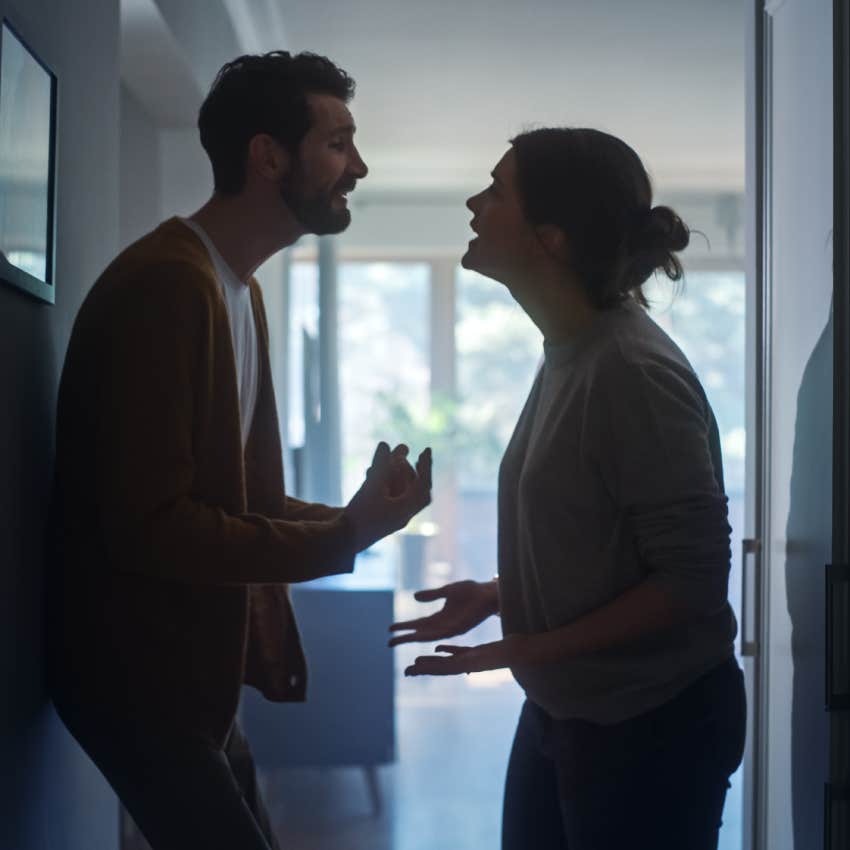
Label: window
xmin=278 ymin=254 xmax=746 ymax=850
xmin=338 ymin=262 xmax=431 ymax=501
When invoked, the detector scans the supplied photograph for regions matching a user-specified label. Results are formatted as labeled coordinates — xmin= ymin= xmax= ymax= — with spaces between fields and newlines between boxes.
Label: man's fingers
xmin=416 ymin=448 xmax=433 ymax=489
xmin=390 ymin=444 xmax=410 ymax=459
xmin=412 ymin=449 xmax=433 ymax=510
xmin=435 ymin=645 xmax=469 ymax=656
xmin=371 ymin=441 xmax=391 ymax=468
xmin=391 ymin=458 xmax=416 ymax=483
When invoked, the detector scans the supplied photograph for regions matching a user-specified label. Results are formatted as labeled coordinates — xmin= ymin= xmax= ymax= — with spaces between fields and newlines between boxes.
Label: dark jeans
xmin=502 ymin=657 xmax=747 ymax=850
xmin=55 ymin=701 xmax=280 ymax=850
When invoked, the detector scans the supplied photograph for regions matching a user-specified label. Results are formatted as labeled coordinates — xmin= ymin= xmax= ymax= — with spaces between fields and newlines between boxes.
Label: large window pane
xmin=454 ymin=267 xmax=542 ymax=583
xmin=645 ymin=271 xmax=746 ymax=494
xmin=338 ymin=262 xmax=431 ymax=501
xmin=287 ymin=261 xmax=319 ymax=450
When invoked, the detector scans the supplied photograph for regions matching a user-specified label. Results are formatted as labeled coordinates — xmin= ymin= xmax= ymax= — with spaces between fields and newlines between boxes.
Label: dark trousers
xmin=502 ymin=657 xmax=747 ymax=850
xmin=55 ymin=701 xmax=280 ymax=850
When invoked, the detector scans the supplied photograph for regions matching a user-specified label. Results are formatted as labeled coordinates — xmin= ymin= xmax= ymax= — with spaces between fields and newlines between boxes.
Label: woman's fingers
xmin=405 ymin=655 xmax=468 ymax=676
xmin=388 ymin=614 xmax=435 ymax=632
xmin=402 ymin=640 xmax=514 ymax=676
xmin=403 ymin=645 xmax=474 ymax=675
xmin=434 ymin=645 xmax=469 ymax=655
xmin=412 ymin=585 xmax=450 ymax=602
xmin=388 ymin=630 xmax=435 ymax=647
xmin=387 ymin=617 xmax=459 ymax=647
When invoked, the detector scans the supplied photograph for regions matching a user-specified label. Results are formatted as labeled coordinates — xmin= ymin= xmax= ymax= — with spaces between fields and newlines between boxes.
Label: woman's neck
xmin=510 ymin=269 xmax=599 ymax=345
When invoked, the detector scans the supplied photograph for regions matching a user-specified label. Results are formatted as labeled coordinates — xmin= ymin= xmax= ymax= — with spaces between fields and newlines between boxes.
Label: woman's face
xmin=462 ymin=148 xmax=539 ymax=284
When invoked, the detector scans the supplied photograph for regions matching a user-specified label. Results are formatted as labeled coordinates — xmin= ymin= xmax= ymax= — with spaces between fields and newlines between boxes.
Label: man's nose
xmin=350 ymin=146 xmax=368 ymax=179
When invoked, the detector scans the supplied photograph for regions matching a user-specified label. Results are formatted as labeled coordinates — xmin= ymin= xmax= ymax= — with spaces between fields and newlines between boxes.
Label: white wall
xmin=159 ymin=126 xmax=211 ymax=216
xmin=0 ymin=1 xmax=122 ymax=848
xmin=120 ymin=83 xmax=162 ymax=248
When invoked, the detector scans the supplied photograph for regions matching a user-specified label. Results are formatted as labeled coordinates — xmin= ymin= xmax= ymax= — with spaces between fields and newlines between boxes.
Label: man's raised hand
xmin=344 ymin=441 xmax=432 ymax=552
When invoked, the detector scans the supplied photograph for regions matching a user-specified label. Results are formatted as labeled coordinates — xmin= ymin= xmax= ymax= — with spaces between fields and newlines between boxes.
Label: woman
xmin=389 ymin=128 xmax=746 ymax=850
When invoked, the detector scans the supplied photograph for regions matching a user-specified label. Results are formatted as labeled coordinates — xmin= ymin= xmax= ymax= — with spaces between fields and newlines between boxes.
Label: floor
xmin=264 ymin=668 xmax=523 ymax=850
xmin=122 ymin=594 xmax=744 ymax=850
xmin=121 ymin=602 xmax=526 ymax=850
xmin=262 ymin=664 xmax=744 ymax=850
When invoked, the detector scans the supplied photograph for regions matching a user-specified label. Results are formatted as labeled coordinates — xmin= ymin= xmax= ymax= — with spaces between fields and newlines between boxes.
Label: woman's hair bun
xmin=625 ymin=205 xmax=690 ymax=289
xmin=644 ymin=206 xmax=690 ymax=254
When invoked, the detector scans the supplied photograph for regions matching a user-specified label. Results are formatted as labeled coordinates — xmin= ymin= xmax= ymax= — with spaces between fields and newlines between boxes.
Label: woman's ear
xmin=534 ymin=223 xmax=571 ymax=264
xmin=247 ymin=133 xmax=291 ymax=183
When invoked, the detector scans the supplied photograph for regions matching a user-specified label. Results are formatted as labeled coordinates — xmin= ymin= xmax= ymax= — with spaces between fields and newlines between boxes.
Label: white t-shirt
xmin=180 ymin=218 xmax=258 ymax=448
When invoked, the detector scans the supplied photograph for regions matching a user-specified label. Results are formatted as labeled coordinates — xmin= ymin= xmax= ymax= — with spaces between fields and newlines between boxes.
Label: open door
xmin=748 ymin=1 xmax=837 ymax=848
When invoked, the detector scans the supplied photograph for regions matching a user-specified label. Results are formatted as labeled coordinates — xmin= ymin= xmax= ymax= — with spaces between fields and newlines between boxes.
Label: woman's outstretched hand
xmin=403 ymin=635 xmax=530 ymax=676
xmin=388 ymin=579 xmax=500 ymax=647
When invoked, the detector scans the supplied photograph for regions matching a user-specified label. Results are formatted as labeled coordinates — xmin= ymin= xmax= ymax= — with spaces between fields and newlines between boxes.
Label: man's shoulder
xmin=97 ymin=217 xmax=219 ymax=302
xmin=69 ymin=218 xmax=223 ymax=345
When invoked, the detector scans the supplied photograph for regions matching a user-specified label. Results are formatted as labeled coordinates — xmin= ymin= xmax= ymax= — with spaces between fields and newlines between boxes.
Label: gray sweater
xmin=498 ymin=299 xmax=737 ymax=724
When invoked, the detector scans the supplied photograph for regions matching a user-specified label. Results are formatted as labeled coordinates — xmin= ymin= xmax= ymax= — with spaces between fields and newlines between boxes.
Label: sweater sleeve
xmin=589 ymin=359 xmax=732 ymax=615
xmin=284 ymin=496 xmax=346 ymax=522
xmin=95 ymin=268 xmax=356 ymax=586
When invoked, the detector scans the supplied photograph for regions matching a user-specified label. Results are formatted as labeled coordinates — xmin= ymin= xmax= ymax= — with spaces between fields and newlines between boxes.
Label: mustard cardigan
xmin=49 ymin=218 xmax=356 ymax=746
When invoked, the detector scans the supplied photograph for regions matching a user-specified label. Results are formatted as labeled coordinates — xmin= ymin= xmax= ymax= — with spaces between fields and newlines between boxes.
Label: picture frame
xmin=0 ymin=18 xmax=57 ymax=305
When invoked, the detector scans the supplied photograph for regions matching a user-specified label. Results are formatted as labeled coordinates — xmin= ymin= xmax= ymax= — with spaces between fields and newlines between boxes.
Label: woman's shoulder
xmin=585 ymin=305 xmax=708 ymax=413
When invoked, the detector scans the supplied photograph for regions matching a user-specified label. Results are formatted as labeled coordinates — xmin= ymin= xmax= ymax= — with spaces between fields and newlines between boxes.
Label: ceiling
xmin=123 ymin=0 xmax=745 ymax=194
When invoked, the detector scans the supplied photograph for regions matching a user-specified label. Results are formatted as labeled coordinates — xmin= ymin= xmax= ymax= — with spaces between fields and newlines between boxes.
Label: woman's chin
xmin=461 ymin=246 xmax=479 ymax=271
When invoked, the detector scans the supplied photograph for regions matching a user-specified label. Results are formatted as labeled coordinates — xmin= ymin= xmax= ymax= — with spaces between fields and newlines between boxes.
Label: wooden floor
xmin=263 ymin=670 xmax=524 ymax=850
xmin=122 ymin=614 xmax=744 ymax=850
xmin=121 ymin=632 xmax=525 ymax=850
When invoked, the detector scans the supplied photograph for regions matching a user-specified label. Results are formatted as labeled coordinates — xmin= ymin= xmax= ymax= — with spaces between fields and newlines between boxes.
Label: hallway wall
xmin=0 ymin=1 xmax=122 ymax=848
xmin=120 ymin=83 xmax=162 ymax=250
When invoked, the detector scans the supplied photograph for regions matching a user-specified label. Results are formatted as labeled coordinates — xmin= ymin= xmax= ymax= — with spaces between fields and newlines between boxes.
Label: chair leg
xmin=363 ymin=765 xmax=382 ymax=817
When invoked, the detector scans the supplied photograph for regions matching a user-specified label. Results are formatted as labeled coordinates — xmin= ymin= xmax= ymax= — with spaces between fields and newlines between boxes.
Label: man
xmin=48 ymin=51 xmax=430 ymax=850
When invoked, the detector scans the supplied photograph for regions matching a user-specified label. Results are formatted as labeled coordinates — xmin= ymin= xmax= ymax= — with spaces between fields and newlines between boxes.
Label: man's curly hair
xmin=198 ymin=51 xmax=356 ymax=195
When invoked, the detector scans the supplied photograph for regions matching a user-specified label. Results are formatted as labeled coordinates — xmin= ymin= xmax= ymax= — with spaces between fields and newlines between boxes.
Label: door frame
xmin=828 ymin=0 xmax=850 ymax=847
xmin=745 ymin=3 xmax=771 ymax=848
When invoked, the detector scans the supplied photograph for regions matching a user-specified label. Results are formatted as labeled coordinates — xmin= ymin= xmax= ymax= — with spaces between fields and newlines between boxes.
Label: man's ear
xmin=246 ymin=134 xmax=290 ymax=182
xmin=535 ymin=223 xmax=570 ymax=263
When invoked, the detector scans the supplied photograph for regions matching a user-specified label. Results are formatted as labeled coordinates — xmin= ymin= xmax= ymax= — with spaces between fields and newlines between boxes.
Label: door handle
xmin=826 ymin=563 xmax=850 ymax=710
xmin=741 ymin=538 xmax=761 ymax=657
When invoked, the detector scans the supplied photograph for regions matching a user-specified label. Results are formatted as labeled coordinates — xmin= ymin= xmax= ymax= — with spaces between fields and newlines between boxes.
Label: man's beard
xmin=279 ymin=167 xmax=353 ymax=235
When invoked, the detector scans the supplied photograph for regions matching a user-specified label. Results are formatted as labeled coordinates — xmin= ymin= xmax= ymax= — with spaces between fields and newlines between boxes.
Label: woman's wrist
xmin=484 ymin=577 xmax=501 ymax=616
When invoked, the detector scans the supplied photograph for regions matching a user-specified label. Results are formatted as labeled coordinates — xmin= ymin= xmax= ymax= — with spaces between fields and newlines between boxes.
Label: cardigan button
xmin=289 ymin=675 xmax=299 ymax=687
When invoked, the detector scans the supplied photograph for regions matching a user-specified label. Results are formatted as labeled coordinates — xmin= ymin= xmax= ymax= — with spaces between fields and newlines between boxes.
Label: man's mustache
xmin=334 ymin=178 xmax=357 ymax=195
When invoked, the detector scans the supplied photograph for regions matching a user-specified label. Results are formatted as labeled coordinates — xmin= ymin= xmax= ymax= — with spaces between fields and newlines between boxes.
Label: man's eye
xmin=330 ymin=141 xmax=346 ymax=151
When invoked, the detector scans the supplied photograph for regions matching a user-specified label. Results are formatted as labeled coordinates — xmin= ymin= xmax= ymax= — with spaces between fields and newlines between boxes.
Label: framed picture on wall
xmin=0 ymin=19 xmax=57 ymax=304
